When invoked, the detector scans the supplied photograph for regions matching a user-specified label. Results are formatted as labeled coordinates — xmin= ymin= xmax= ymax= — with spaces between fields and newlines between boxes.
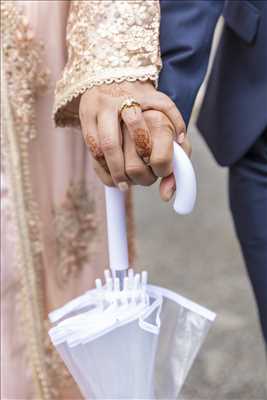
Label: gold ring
xmin=119 ymin=98 xmax=141 ymax=115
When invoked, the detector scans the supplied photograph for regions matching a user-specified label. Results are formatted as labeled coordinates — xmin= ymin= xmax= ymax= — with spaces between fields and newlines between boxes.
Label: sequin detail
xmin=53 ymin=182 xmax=97 ymax=286
xmin=54 ymin=0 xmax=161 ymax=126
xmin=1 ymin=2 xmax=49 ymax=141
xmin=1 ymin=2 xmax=51 ymax=399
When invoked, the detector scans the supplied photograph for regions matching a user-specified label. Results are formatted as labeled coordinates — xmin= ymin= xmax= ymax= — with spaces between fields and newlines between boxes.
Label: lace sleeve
xmin=53 ymin=0 xmax=162 ymax=127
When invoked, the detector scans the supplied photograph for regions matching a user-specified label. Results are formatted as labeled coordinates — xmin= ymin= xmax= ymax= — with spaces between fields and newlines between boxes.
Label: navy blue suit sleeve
xmin=159 ymin=0 xmax=223 ymax=125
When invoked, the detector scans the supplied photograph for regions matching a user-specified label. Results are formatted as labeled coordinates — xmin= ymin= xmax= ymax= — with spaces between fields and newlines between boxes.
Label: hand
xmin=123 ymin=108 xmax=192 ymax=201
xmin=122 ymin=110 xmax=175 ymax=187
xmin=79 ymin=81 xmax=186 ymax=190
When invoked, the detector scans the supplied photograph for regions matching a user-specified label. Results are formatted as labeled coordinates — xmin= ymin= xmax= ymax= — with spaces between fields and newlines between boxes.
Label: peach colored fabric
xmin=2 ymin=1 xmax=108 ymax=398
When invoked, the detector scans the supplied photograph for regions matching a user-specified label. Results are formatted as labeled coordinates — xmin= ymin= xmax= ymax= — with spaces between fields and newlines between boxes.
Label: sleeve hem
xmin=53 ymin=65 xmax=160 ymax=127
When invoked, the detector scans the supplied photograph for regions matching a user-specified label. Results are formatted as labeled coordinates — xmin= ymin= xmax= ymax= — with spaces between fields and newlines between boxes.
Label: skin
xmin=79 ymin=80 xmax=192 ymax=201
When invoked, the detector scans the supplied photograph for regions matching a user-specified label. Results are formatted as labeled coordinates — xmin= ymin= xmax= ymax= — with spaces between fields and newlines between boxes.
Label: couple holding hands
xmin=72 ymin=0 xmax=267 ymax=348
xmin=2 ymin=1 xmax=266 ymax=399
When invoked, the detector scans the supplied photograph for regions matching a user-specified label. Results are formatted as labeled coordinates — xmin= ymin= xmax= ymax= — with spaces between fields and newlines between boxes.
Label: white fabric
xmin=49 ymin=281 xmax=215 ymax=399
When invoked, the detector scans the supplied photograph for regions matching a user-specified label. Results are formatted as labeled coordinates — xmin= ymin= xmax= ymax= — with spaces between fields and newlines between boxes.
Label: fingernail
xmin=178 ymin=132 xmax=185 ymax=144
xmin=118 ymin=182 xmax=129 ymax=192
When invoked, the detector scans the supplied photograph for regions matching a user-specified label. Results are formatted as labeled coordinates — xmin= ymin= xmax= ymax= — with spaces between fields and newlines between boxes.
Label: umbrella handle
xmin=172 ymin=141 xmax=197 ymax=214
xmin=104 ymin=141 xmax=197 ymax=274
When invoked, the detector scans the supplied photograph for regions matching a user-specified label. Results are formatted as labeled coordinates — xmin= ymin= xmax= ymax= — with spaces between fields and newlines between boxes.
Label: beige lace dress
xmin=1 ymin=1 xmax=161 ymax=399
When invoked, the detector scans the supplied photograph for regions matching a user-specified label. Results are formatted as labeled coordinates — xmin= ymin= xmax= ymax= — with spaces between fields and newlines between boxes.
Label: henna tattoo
xmin=134 ymin=128 xmax=152 ymax=161
xmin=85 ymin=135 xmax=109 ymax=173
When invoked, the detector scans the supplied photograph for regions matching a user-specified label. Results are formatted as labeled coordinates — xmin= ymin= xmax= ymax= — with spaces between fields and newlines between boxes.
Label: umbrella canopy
xmin=49 ymin=273 xmax=215 ymax=399
xmin=49 ymin=142 xmax=216 ymax=399
xmin=49 ymin=272 xmax=163 ymax=399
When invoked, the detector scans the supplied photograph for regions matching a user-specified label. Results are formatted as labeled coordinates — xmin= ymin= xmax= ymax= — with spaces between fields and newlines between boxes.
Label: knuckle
xmin=144 ymin=110 xmax=175 ymax=136
xmin=101 ymin=135 xmax=117 ymax=153
xmin=145 ymin=110 xmax=165 ymax=126
xmin=151 ymin=154 xmax=171 ymax=170
xmin=161 ymin=95 xmax=178 ymax=112
xmin=165 ymin=99 xmax=177 ymax=113
xmin=123 ymin=111 xmax=142 ymax=129
xmin=125 ymin=163 xmax=144 ymax=179
xmin=158 ymin=93 xmax=177 ymax=113
xmin=79 ymin=96 xmax=90 ymax=118
xmin=79 ymin=104 xmax=87 ymax=121
xmin=110 ymin=166 xmax=126 ymax=182
xmin=113 ymin=172 xmax=127 ymax=184
xmin=79 ymin=92 xmax=99 ymax=120
xmin=99 ymin=93 xmax=105 ymax=101
xmin=156 ymin=91 xmax=168 ymax=102
xmin=157 ymin=92 xmax=173 ymax=106
xmin=158 ymin=92 xmax=185 ymax=117
xmin=177 ymin=120 xmax=186 ymax=133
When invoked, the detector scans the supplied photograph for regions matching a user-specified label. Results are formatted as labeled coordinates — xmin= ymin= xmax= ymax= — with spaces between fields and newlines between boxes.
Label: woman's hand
xmin=79 ymin=81 xmax=187 ymax=191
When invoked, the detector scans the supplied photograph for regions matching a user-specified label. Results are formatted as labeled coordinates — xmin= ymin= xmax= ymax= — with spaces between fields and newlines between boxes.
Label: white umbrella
xmin=49 ymin=142 xmax=216 ymax=399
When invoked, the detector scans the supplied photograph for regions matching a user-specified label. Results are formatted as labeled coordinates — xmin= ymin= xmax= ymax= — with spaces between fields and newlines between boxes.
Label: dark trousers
xmin=229 ymin=130 xmax=267 ymax=344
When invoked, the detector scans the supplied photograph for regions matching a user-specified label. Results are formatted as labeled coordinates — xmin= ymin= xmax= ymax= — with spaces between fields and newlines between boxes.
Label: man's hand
xmin=79 ymin=80 xmax=190 ymax=198
xmin=122 ymin=110 xmax=175 ymax=186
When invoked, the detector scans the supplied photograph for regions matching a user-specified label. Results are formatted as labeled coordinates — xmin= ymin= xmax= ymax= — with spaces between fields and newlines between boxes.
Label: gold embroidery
xmin=1 ymin=2 xmax=49 ymax=141
xmin=54 ymin=0 xmax=161 ymax=127
xmin=1 ymin=2 xmax=51 ymax=399
xmin=53 ymin=182 xmax=97 ymax=286
xmin=43 ymin=320 xmax=74 ymax=397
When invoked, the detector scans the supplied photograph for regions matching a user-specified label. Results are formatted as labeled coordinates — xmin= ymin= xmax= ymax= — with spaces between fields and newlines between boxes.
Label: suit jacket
xmin=159 ymin=0 xmax=267 ymax=166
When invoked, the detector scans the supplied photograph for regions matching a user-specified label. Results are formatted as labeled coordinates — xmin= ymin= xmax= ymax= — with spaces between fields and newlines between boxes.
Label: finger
xmin=98 ymin=111 xmax=129 ymax=191
xmin=80 ymin=115 xmax=109 ymax=173
xmin=159 ymin=174 xmax=176 ymax=202
xmin=121 ymin=105 xmax=152 ymax=163
xmin=123 ymin=125 xmax=156 ymax=186
xmin=144 ymin=110 xmax=174 ymax=178
xmin=140 ymin=92 xmax=186 ymax=141
xmin=92 ymin=159 xmax=114 ymax=187
xmin=180 ymin=136 xmax=192 ymax=158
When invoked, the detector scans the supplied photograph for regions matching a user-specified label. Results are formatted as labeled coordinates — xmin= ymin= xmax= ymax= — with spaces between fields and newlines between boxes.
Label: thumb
xmin=159 ymin=174 xmax=176 ymax=202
